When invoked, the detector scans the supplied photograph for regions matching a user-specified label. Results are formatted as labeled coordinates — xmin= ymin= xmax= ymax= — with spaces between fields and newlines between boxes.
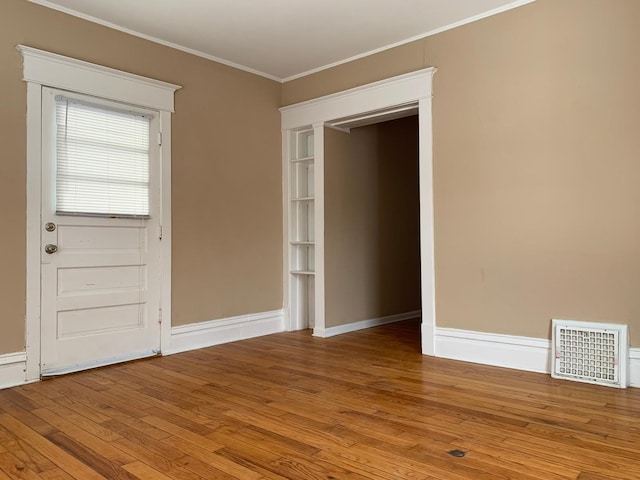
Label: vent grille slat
xmin=551 ymin=319 xmax=629 ymax=388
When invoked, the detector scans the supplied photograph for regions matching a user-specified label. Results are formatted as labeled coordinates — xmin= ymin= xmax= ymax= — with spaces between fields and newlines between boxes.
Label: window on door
xmin=54 ymin=94 xmax=153 ymax=218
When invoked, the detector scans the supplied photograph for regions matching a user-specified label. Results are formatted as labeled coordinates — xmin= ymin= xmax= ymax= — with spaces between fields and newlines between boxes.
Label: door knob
xmin=44 ymin=244 xmax=58 ymax=254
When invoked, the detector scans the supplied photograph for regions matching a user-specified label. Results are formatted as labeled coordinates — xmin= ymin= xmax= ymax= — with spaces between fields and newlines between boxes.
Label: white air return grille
xmin=552 ymin=319 xmax=629 ymax=388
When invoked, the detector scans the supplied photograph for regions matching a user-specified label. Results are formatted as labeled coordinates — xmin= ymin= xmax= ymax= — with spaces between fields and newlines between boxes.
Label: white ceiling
xmin=29 ymin=0 xmax=534 ymax=82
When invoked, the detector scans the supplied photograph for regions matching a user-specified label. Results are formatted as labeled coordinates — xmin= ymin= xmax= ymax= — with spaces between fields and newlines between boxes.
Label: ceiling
xmin=29 ymin=0 xmax=534 ymax=82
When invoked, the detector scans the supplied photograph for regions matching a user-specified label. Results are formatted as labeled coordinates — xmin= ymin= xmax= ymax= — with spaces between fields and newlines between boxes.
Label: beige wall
xmin=3 ymin=0 xmax=640 ymax=355
xmin=0 ymin=0 xmax=282 ymax=353
xmin=325 ymin=117 xmax=421 ymax=328
xmin=286 ymin=0 xmax=640 ymax=345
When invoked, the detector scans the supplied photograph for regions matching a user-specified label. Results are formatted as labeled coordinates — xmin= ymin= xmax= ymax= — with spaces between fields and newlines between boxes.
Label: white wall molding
xmin=435 ymin=327 xmax=551 ymax=374
xmin=3 ymin=308 xmax=285 ymax=388
xmin=314 ymin=310 xmax=421 ymax=338
xmin=18 ymin=45 xmax=180 ymax=112
xmin=26 ymin=1 xmax=282 ymax=83
xmin=280 ymin=68 xmax=436 ymax=130
xmin=28 ymin=0 xmax=534 ymax=84
xmin=167 ymin=310 xmax=285 ymax=355
xmin=282 ymin=0 xmax=536 ymax=82
xmin=0 ymin=352 xmax=27 ymax=389
xmin=435 ymin=327 xmax=640 ymax=388
xmin=0 ymin=352 xmax=27 ymax=367
xmin=7 ymin=318 xmax=639 ymax=389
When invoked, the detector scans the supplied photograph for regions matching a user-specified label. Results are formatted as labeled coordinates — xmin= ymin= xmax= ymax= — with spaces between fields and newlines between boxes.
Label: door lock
xmin=45 ymin=222 xmax=56 ymax=232
xmin=44 ymin=244 xmax=58 ymax=254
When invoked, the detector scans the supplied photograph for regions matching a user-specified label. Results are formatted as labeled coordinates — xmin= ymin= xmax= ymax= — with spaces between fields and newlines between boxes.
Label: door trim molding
xmin=280 ymin=67 xmax=437 ymax=355
xmin=18 ymin=45 xmax=180 ymax=112
xmin=19 ymin=45 xmax=180 ymax=381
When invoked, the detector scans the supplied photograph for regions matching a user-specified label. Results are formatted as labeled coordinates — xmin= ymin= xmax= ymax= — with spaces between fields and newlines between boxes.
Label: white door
xmin=40 ymin=87 xmax=162 ymax=375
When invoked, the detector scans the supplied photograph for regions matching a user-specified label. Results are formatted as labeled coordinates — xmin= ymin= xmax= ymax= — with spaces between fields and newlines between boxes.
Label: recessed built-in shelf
xmin=287 ymin=128 xmax=316 ymax=329
xmin=295 ymin=130 xmax=314 ymax=160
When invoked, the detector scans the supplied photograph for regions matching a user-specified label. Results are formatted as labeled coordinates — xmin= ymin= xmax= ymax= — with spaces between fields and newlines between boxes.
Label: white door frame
xmin=18 ymin=46 xmax=181 ymax=380
xmin=280 ymin=68 xmax=437 ymax=355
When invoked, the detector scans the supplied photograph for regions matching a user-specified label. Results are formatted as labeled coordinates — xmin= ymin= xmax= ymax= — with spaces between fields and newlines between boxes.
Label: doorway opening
xmin=280 ymin=67 xmax=436 ymax=355
xmin=323 ymin=115 xmax=421 ymax=347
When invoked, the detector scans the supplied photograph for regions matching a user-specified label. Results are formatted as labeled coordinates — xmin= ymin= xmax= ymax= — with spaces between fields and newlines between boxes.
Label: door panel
xmin=41 ymin=219 xmax=160 ymax=375
xmin=58 ymin=265 xmax=147 ymax=296
xmin=40 ymin=87 xmax=161 ymax=375
xmin=58 ymin=225 xmax=148 ymax=251
xmin=57 ymin=304 xmax=147 ymax=339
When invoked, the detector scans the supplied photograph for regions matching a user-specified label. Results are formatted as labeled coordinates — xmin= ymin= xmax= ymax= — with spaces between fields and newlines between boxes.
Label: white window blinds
xmin=55 ymin=95 xmax=152 ymax=217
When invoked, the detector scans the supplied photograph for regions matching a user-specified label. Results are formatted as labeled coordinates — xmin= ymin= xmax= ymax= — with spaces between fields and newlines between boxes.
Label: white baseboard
xmin=435 ymin=327 xmax=640 ymax=388
xmin=630 ymin=349 xmax=640 ymax=388
xmin=314 ymin=310 xmax=421 ymax=338
xmin=436 ymin=328 xmax=553 ymax=374
xmin=0 ymin=352 xmax=27 ymax=389
xmin=6 ymin=316 xmax=639 ymax=390
xmin=167 ymin=309 xmax=285 ymax=355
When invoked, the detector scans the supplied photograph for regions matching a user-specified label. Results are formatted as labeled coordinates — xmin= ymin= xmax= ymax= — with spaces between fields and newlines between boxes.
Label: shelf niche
xmin=288 ymin=128 xmax=316 ymax=328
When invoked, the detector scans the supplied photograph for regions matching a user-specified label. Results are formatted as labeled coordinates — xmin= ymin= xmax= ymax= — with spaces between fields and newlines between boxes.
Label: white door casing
xmin=39 ymin=88 xmax=162 ymax=375
xmin=19 ymin=46 xmax=180 ymax=380
xmin=280 ymin=68 xmax=437 ymax=354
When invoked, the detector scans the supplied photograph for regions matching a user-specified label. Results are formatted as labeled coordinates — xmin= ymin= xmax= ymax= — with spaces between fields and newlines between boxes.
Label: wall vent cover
xmin=551 ymin=319 xmax=629 ymax=388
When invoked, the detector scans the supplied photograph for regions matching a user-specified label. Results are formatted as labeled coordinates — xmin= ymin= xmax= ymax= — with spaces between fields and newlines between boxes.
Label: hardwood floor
xmin=1 ymin=319 xmax=639 ymax=479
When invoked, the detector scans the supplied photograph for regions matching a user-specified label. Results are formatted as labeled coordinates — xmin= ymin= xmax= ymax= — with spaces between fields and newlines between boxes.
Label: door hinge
xmin=158 ymin=132 xmax=163 ymax=146
xmin=158 ymin=225 xmax=163 ymax=240
xmin=159 ymin=308 xmax=163 ymax=323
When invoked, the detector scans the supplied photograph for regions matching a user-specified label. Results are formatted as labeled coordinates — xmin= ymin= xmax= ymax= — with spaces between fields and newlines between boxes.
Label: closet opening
xmin=323 ymin=114 xmax=421 ymax=348
xmin=280 ymin=67 xmax=436 ymax=354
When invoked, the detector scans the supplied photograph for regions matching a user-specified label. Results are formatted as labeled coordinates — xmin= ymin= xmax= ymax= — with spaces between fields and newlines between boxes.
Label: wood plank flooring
xmin=1 ymin=319 xmax=639 ymax=479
